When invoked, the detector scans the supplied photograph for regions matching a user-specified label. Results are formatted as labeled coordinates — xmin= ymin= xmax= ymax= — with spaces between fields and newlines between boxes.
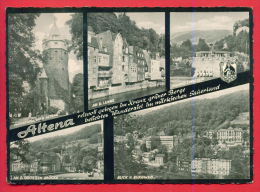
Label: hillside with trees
xmin=171 ymin=18 xmax=250 ymax=59
xmin=114 ymin=89 xmax=249 ymax=137
xmin=114 ymin=89 xmax=250 ymax=179
xmin=87 ymin=12 xmax=165 ymax=55
xmin=30 ymin=123 xmax=101 ymax=152
xmin=171 ymin=29 xmax=232 ymax=45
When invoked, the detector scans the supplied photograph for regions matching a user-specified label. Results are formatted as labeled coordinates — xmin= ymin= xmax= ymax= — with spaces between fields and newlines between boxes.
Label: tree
xmin=114 ymin=143 xmax=147 ymax=177
xmin=180 ymin=39 xmax=193 ymax=58
xmin=212 ymin=132 xmax=218 ymax=146
xmin=81 ymin=155 xmax=96 ymax=173
xmin=63 ymin=154 xmax=71 ymax=164
xmin=10 ymin=140 xmax=31 ymax=163
xmin=140 ymin=143 xmax=147 ymax=152
xmin=70 ymin=73 xmax=84 ymax=113
xmin=86 ymin=12 xmax=163 ymax=54
xmin=196 ymin=38 xmax=210 ymax=51
xmin=8 ymin=13 xmax=41 ymax=117
xmin=114 ymin=114 xmax=141 ymax=135
xmin=66 ymin=13 xmax=83 ymax=60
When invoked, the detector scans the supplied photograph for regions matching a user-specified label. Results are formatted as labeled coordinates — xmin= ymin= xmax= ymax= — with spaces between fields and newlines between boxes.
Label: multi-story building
xmin=193 ymin=46 xmax=236 ymax=78
xmin=88 ymin=27 xmax=112 ymax=89
xmin=191 ymin=158 xmax=231 ymax=178
xmin=11 ymin=159 xmax=30 ymax=174
xmin=143 ymin=50 xmax=151 ymax=79
xmin=150 ymin=53 xmax=164 ymax=81
xmin=205 ymin=130 xmax=214 ymax=139
xmin=205 ymin=127 xmax=243 ymax=146
xmin=97 ymin=30 xmax=124 ymax=85
xmin=217 ymin=127 xmax=243 ymax=146
xmin=88 ymin=27 xmax=165 ymax=97
xmin=176 ymin=158 xmax=191 ymax=172
xmin=128 ymin=46 xmax=139 ymax=83
xmin=154 ymin=154 xmax=165 ymax=166
xmin=146 ymin=136 xmax=174 ymax=151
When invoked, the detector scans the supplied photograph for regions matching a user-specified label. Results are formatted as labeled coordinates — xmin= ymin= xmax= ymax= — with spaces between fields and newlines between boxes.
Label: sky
xmin=170 ymin=12 xmax=249 ymax=34
xmin=24 ymin=120 xmax=103 ymax=143
xmin=125 ymin=12 xmax=165 ymax=35
xmin=134 ymin=83 xmax=249 ymax=116
xmin=33 ymin=13 xmax=83 ymax=83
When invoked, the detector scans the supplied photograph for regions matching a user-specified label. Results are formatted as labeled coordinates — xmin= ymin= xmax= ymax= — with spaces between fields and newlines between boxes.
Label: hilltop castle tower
xmin=42 ymin=18 xmax=70 ymax=112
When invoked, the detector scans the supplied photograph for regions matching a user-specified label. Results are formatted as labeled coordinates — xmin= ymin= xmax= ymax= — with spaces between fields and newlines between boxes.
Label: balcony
xmin=98 ymin=71 xmax=112 ymax=78
xmin=98 ymin=62 xmax=110 ymax=67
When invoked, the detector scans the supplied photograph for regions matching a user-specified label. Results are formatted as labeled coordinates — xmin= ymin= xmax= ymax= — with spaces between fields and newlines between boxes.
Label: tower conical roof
xmin=49 ymin=17 xmax=60 ymax=38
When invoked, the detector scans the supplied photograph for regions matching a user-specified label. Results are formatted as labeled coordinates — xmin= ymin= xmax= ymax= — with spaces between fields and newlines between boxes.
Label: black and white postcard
xmin=114 ymin=84 xmax=250 ymax=180
xmin=8 ymin=13 xmax=83 ymax=129
xmin=87 ymin=12 xmax=166 ymax=109
xmin=9 ymin=121 xmax=104 ymax=181
xmin=170 ymin=12 xmax=250 ymax=88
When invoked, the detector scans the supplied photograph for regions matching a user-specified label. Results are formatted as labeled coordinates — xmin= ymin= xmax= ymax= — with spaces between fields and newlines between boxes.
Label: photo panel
xmin=114 ymin=84 xmax=251 ymax=181
xmin=6 ymin=7 xmax=253 ymax=185
xmin=7 ymin=12 xmax=84 ymax=129
xmin=87 ymin=12 xmax=166 ymax=110
xmin=170 ymin=11 xmax=250 ymax=89
xmin=9 ymin=121 xmax=104 ymax=182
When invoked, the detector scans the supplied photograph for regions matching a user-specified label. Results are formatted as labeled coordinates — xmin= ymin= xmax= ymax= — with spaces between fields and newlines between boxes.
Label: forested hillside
xmin=171 ymin=30 xmax=232 ymax=45
xmin=170 ymin=18 xmax=250 ymax=59
xmin=114 ymin=90 xmax=249 ymax=136
xmin=30 ymin=123 xmax=101 ymax=151
xmin=88 ymin=13 xmax=165 ymax=55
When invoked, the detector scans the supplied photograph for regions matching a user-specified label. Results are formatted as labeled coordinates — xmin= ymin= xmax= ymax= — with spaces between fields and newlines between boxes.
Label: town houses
xmin=114 ymin=108 xmax=250 ymax=179
xmin=205 ymin=127 xmax=243 ymax=146
xmin=146 ymin=136 xmax=175 ymax=152
xmin=88 ymin=26 xmax=165 ymax=100
xmin=10 ymin=139 xmax=104 ymax=177
xmin=177 ymin=158 xmax=232 ymax=179
xmin=10 ymin=124 xmax=104 ymax=179
xmin=191 ymin=158 xmax=231 ymax=178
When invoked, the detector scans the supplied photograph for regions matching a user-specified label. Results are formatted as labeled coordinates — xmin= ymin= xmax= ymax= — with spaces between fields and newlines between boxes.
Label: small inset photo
xmin=170 ymin=12 xmax=250 ymax=88
xmin=87 ymin=12 xmax=166 ymax=109
xmin=114 ymin=84 xmax=250 ymax=180
xmin=8 ymin=12 xmax=83 ymax=129
xmin=9 ymin=121 xmax=104 ymax=181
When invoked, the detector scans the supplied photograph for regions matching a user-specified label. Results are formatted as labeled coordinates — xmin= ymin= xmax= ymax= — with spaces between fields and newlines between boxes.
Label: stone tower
xmin=42 ymin=18 xmax=70 ymax=112
xmin=38 ymin=67 xmax=49 ymax=114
